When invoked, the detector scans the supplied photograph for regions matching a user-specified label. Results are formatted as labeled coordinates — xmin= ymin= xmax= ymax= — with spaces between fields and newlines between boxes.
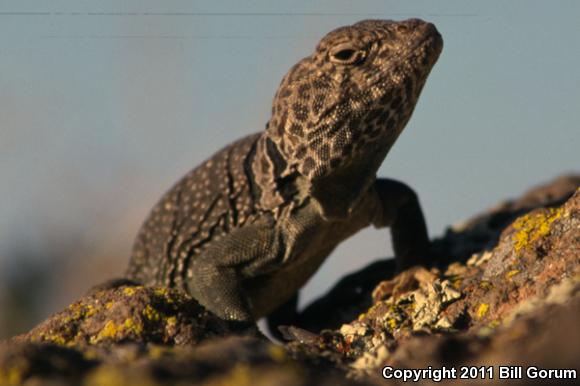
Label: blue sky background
xmin=0 ymin=1 xmax=578 ymax=332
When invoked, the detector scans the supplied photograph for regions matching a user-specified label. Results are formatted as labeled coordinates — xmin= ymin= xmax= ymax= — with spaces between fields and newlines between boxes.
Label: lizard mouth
xmin=398 ymin=22 xmax=443 ymax=70
xmin=409 ymin=26 xmax=443 ymax=67
xmin=367 ymin=24 xmax=443 ymax=87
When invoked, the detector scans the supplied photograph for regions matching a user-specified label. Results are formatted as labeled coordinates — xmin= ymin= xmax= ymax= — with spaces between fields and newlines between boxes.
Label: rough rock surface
xmin=1 ymin=175 xmax=578 ymax=385
xmin=14 ymin=285 xmax=234 ymax=347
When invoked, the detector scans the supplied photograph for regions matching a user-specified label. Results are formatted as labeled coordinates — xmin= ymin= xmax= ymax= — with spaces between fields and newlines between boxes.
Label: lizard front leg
xmin=186 ymin=222 xmax=285 ymax=322
xmin=372 ymin=178 xmax=430 ymax=269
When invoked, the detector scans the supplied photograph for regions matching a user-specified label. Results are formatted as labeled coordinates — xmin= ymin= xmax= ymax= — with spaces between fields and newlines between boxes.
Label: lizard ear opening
xmin=329 ymin=44 xmax=366 ymax=65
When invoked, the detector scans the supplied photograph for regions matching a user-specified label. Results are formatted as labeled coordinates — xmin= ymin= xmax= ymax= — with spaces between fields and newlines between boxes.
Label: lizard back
xmin=127 ymin=133 xmax=262 ymax=289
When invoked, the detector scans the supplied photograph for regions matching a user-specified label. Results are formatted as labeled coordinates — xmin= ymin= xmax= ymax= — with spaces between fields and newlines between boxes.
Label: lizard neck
xmin=256 ymin=120 xmax=390 ymax=221
xmin=262 ymin=110 xmax=401 ymax=220
xmin=249 ymin=133 xmax=307 ymax=217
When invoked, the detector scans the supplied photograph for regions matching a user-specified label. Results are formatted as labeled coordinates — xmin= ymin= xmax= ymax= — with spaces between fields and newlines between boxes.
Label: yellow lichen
xmin=148 ymin=345 xmax=167 ymax=360
xmin=143 ymin=305 xmax=161 ymax=322
xmin=71 ymin=303 xmax=88 ymax=321
xmin=84 ymin=365 xmax=158 ymax=386
xmin=201 ymin=365 xmax=256 ymax=386
xmin=166 ymin=316 xmax=177 ymax=326
xmin=451 ymin=278 xmax=463 ymax=288
xmin=153 ymin=287 xmax=169 ymax=297
xmin=91 ymin=317 xmax=144 ymax=344
xmin=268 ymin=345 xmax=287 ymax=362
xmin=40 ymin=332 xmax=67 ymax=346
xmin=0 ymin=365 xmax=24 ymax=385
xmin=477 ymin=303 xmax=489 ymax=318
xmin=0 ymin=357 xmax=30 ymax=386
xmin=83 ymin=348 xmax=99 ymax=361
xmin=123 ymin=287 xmax=137 ymax=296
xmin=366 ymin=302 xmax=382 ymax=315
xmin=95 ymin=320 xmax=121 ymax=341
xmin=479 ymin=281 xmax=493 ymax=290
xmin=385 ymin=317 xmax=398 ymax=331
xmin=84 ymin=304 xmax=97 ymax=318
xmin=512 ymin=208 xmax=564 ymax=252
xmin=221 ymin=364 xmax=252 ymax=386
xmin=65 ymin=301 xmax=101 ymax=324
xmin=505 ymin=269 xmax=520 ymax=279
xmin=123 ymin=318 xmax=144 ymax=335
xmin=153 ymin=287 xmax=176 ymax=304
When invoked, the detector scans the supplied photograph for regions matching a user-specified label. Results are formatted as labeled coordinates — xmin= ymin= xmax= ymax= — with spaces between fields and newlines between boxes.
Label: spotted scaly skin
xmin=127 ymin=19 xmax=443 ymax=334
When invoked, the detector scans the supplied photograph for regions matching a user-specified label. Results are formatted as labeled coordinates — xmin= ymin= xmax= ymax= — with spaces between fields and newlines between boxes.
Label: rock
xmin=1 ymin=175 xmax=578 ymax=385
xmin=13 ymin=285 xmax=235 ymax=347
xmin=290 ymin=176 xmax=580 ymax=383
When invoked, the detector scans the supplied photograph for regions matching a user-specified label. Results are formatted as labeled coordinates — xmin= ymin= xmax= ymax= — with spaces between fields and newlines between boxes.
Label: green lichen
xmin=512 ymin=207 xmax=564 ymax=252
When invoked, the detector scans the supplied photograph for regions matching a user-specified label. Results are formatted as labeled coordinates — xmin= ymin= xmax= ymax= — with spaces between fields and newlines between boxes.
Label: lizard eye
xmin=329 ymin=44 xmax=366 ymax=65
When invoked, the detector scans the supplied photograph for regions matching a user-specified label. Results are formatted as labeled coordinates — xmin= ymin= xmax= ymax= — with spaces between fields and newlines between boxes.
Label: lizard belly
xmin=243 ymin=242 xmax=336 ymax=319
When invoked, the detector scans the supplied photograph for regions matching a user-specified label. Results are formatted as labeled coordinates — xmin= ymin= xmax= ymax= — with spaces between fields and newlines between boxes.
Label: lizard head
xmin=264 ymin=19 xmax=442 ymax=204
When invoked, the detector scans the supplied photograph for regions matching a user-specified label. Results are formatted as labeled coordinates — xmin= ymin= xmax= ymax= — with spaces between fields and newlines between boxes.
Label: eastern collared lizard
xmin=126 ymin=18 xmax=443 ymax=336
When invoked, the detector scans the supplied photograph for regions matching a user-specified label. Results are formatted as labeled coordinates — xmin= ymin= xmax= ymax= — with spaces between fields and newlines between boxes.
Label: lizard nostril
xmin=396 ymin=24 xmax=409 ymax=34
